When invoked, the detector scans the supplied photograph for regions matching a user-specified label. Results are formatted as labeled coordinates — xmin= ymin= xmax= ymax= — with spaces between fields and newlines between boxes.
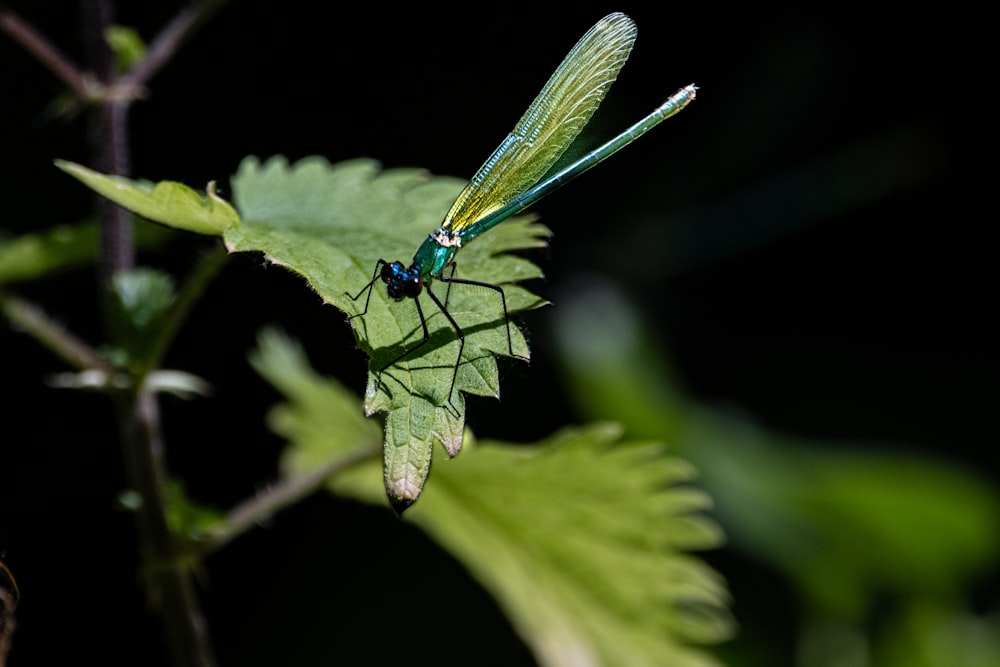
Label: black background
xmin=1 ymin=1 xmax=993 ymax=665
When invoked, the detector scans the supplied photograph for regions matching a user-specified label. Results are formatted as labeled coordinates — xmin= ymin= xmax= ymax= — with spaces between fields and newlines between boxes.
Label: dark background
xmin=1 ymin=1 xmax=992 ymax=665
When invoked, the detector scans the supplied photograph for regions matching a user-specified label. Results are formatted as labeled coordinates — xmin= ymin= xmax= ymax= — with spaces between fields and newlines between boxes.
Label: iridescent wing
xmin=441 ymin=12 xmax=637 ymax=236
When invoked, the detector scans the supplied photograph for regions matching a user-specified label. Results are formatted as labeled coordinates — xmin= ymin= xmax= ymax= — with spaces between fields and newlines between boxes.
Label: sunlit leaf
xmin=260 ymin=330 xmax=733 ymax=667
xmin=55 ymin=155 xmax=549 ymax=507
xmin=250 ymin=327 xmax=382 ymax=467
xmin=229 ymin=156 xmax=549 ymax=508
xmin=55 ymin=160 xmax=239 ymax=235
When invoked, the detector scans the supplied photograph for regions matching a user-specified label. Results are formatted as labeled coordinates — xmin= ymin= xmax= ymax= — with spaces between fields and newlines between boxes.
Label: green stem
xmin=114 ymin=389 xmax=216 ymax=667
xmin=5 ymin=3 xmax=228 ymax=664
xmin=203 ymin=445 xmax=381 ymax=554
xmin=136 ymin=244 xmax=229 ymax=387
xmin=77 ymin=2 xmax=222 ymax=665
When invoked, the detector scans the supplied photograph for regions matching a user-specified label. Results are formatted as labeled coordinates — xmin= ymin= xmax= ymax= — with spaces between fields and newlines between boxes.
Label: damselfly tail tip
xmin=659 ymin=83 xmax=698 ymax=113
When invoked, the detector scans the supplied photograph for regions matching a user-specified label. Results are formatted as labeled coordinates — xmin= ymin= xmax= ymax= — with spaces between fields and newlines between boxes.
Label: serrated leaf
xmin=55 ymin=160 xmax=239 ymax=235
xmin=378 ymin=426 xmax=732 ymax=667
xmin=228 ymin=155 xmax=549 ymax=508
xmin=261 ymin=336 xmax=733 ymax=666
xmin=552 ymin=279 xmax=1000 ymax=618
xmin=249 ymin=328 xmax=382 ymax=467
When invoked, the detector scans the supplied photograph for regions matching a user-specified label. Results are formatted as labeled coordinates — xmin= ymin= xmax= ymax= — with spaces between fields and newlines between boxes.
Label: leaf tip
xmin=389 ymin=494 xmax=416 ymax=516
xmin=440 ymin=432 xmax=464 ymax=458
xmin=53 ymin=158 xmax=82 ymax=176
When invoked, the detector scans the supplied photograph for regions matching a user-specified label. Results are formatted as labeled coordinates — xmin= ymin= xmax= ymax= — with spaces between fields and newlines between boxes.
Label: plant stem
xmin=120 ymin=0 xmax=231 ymax=89
xmin=78 ymin=1 xmax=221 ymax=664
xmin=115 ymin=390 xmax=216 ymax=667
xmin=0 ymin=290 xmax=115 ymax=372
xmin=82 ymin=0 xmax=133 ymax=288
xmin=0 ymin=7 xmax=95 ymax=98
xmin=137 ymin=244 xmax=230 ymax=387
xmin=204 ymin=446 xmax=381 ymax=554
xmin=0 ymin=560 xmax=17 ymax=667
xmin=5 ymin=3 xmax=228 ymax=664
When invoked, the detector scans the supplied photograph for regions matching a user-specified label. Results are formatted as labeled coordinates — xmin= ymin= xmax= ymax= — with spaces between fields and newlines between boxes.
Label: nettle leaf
xmin=375 ymin=426 xmax=732 ymax=667
xmin=227 ymin=156 xmax=549 ymax=509
xmin=259 ymin=330 xmax=732 ymax=667
xmin=250 ymin=327 xmax=382 ymax=465
xmin=55 ymin=155 xmax=549 ymax=507
xmin=55 ymin=160 xmax=239 ymax=235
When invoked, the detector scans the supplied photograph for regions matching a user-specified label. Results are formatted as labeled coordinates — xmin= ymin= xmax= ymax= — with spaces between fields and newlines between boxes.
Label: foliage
xmin=55 ymin=161 xmax=239 ymax=235
xmin=255 ymin=328 xmax=733 ymax=666
xmin=60 ymin=156 xmax=551 ymax=507
xmin=0 ymin=219 xmax=171 ymax=285
xmin=550 ymin=279 xmax=1000 ymax=665
xmin=20 ymin=150 xmax=733 ymax=665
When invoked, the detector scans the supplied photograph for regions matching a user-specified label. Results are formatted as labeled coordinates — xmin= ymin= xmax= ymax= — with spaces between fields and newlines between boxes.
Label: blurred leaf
xmin=106 ymin=267 xmax=174 ymax=369
xmin=552 ymin=278 xmax=1000 ymax=618
xmin=0 ymin=220 xmax=172 ymax=285
xmin=550 ymin=277 xmax=687 ymax=440
xmin=782 ymin=447 xmax=1000 ymax=615
xmin=874 ymin=601 xmax=1000 ymax=667
xmin=162 ymin=481 xmax=227 ymax=545
xmin=118 ymin=482 xmax=226 ymax=556
xmin=142 ymin=369 xmax=213 ymax=399
xmin=250 ymin=327 xmax=382 ymax=465
xmin=55 ymin=160 xmax=239 ymax=235
xmin=261 ymin=329 xmax=733 ymax=667
xmin=46 ymin=368 xmax=211 ymax=398
xmin=105 ymin=25 xmax=146 ymax=71
xmin=229 ymin=156 xmax=548 ymax=508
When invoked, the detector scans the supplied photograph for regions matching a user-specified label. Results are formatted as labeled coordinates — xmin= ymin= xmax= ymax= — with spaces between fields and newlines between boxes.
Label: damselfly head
xmin=381 ymin=261 xmax=422 ymax=300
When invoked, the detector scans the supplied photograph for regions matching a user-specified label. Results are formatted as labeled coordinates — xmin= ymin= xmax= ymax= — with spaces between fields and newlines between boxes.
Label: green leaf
xmin=551 ymin=279 xmax=1000 ymax=618
xmin=228 ymin=156 xmax=549 ymax=508
xmin=105 ymin=25 xmax=146 ymax=71
xmin=249 ymin=327 xmax=382 ymax=466
xmin=393 ymin=427 xmax=732 ymax=667
xmin=776 ymin=447 xmax=1000 ymax=616
xmin=106 ymin=267 xmax=175 ymax=369
xmin=260 ymin=331 xmax=733 ymax=666
xmin=162 ymin=481 xmax=228 ymax=545
xmin=0 ymin=220 xmax=172 ymax=285
xmin=55 ymin=160 xmax=239 ymax=235
xmin=873 ymin=600 xmax=1000 ymax=667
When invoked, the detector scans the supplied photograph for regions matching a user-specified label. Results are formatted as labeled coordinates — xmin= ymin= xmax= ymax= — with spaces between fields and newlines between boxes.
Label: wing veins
xmin=442 ymin=13 xmax=638 ymax=234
